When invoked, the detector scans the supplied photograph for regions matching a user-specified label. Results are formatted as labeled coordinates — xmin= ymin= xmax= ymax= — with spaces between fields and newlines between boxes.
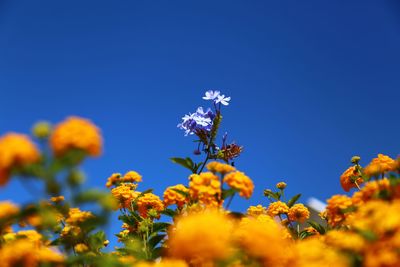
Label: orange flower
xmin=325 ymin=195 xmax=353 ymax=227
xmin=206 ymin=161 xmax=235 ymax=174
xmin=163 ymin=184 xmax=189 ymax=208
xmin=288 ymin=203 xmax=310 ymax=223
xmin=136 ymin=193 xmax=164 ymax=218
xmin=352 ymin=178 xmax=390 ymax=206
xmin=0 ymin=133 xmax=40 ymax=186
xmin=189 ymin=172 xmax=222 ymax=207
xmin=364 ymin=154 xmax=396 ymax=177
xmin=267 ymin=201 xmax=289 ymax=217
xmin=223 ymin=171 xmax=254 ymax=199
xmin=50 ymin=116 xmax=102 ymax=157
xmin=340 ymin=166 xmax=363 ymax=192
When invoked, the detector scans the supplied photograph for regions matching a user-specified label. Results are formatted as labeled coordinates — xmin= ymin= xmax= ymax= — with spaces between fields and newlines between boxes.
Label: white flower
xmin=202 ymin=90 xmax=220 ymax=100
xmin=215 ymin=94 xmax=231 ymax=106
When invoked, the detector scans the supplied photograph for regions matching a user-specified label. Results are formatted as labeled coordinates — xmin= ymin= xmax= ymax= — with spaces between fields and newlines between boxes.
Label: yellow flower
xmin=168 ymin=211 xmax=234 ymax=262
xmin=189 ymin=172 xmax=222 ymax=207
xmin=163 ymin=184 xmax=189 ymax=208
xmin=325 ymin=195 xmax=353 ymax=227
xmin=122 ymin=171 xmax=142 ymax=183
xmin=15 ymin=230 xmax=43 ymax=245
xmin=74 ymin=243 xmax=89 ymax=253
xmin=246 ymin=205 xmax=267 ymax=217
xmin=0 ymin=201 xmax=19 ymax=220
xmin=288 ymin=203 xmax=310 ymax=223
xmin=206 ymin=161 xmax=235 ymax=174
xmin=323 ymin=230 xmax=365 ymax=252
xmin=235 ymin=214 xmax=291 ymax=265
xmin=50 ymin=116 xmax=102 ymax=157
xmin=340 ymin=166 xmax=363 ymax=192
xmin=351 ymin=178 xmax=390 ymax=205
xmin=0 ymin=133 xmax=40 ymax=186
xmin=267 ymin=201 xmax=289 ymax=217
xmin=106 ymin=173 xmax=121 ymax=188
xmin=65 ymin=207 xmax=93 ymax=225
xmin=223 ymin=171 xmax=254 ymax=199
xmin=136 ymin=193 xmax=164 ymax=218
xmin=111 ymin=183 xmax=139 ymax=209
xmin=364 ymin=154 xmax=396 ymax=177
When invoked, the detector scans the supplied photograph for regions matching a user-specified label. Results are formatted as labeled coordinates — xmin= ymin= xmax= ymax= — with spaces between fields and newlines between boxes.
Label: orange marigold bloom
xmin=163 ymin=184 xmax=189 ymax=208
xmin=106 ymin=173 xmax=121 ymax=188
xmin=136 ymin=193 xmax=164 ymax=218
xmin=111 ymin=183 xmax=139 ymax=209
xmin=0 ymin=133 xmax=40 ymax=186
xmin=364 ymin=154 xmax=396 ymax=177
xmin=325 ymin=195 xmax=353 ymax=227
xmin=206 ymin=161 xmax=235 ymax=174
xmin=340 ymin=166 xmax=363 ymax=192
xmin=288 ymin=203 xmax=310 ymax=223
xmin=223 ymin=171 xmax=254 ymax=199
xmin=352 ymin=178 xmax=390 ymax=206
xmin=65 ymin=207 xmax=93 ymax=225
xmin=267 ymin=201 xmax=289 ymax=217
xmin=189 ymin=172 xmax=222 ymax=207
xmin=247 ymin=205 xmax=267 ymax=217
xmin=168 ymin=211 xmax=234 ymax=262
xmin=122 ymin=171 xmax=142 ymax=183
xmin=50 ymin=116 xmax=102 ymax=157
xmin=50 ymin=195 xmax=65 ymax=203
xmin=0 ymin=201 xmax=19 ymax=220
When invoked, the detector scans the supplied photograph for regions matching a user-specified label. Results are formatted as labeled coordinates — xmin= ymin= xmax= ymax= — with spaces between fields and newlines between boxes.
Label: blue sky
xmin=0 ymin=0 xmax=399 ymax=247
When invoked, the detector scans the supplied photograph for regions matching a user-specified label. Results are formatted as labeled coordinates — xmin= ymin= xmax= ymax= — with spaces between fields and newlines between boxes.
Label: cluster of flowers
xmin=0 ymin=91 xmax=398 ymax=267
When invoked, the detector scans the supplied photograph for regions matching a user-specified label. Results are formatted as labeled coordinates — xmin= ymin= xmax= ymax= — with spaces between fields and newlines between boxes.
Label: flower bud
xmin=276 ymin=182 xmax=287 ymax=190
xmin=67 ymin=170 xmax=86 ymax=186
xmin=31 ymin=121 xmax=52 ymax=139
xmin=351 ymin=156 xmax=361 ymax=164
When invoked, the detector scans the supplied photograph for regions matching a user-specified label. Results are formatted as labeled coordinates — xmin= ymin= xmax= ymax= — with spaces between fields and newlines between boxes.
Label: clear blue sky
xmin=0 ymin=0 xmax=399 ymax=247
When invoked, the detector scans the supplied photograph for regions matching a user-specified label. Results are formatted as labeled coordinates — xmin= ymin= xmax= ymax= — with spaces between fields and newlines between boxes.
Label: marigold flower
xmin=223 ymin=171 xmax=254 ymax=199
xmin=340 ymin=166 xmax=364 ymax=192
xmin=122 ymin=171 xmax=142 ymax=183
xmin=246 ymin=205 xmax=267 ymax=217
xmin=106 ymin=173 xmax=121 ymax=188
xmin=163 ymin=184 xmax=189 ymax=208
xmin=65 ymin=207 xmax=93 ymax=225
xmin=364 ymin=154 xmax=396 ymax=177
xmin=0 ymin=201 xmax=19 ymax=220
xmin=206 ymin=161 xmax=235 ymax=174
xmin=168 ymin=211 xmax=234 ymax=262
xmin=50 ymin=195 xmax=65 ymax=203
xmin=111 ymin=183 xmax=139 ymax=209
xmin=74 ymin=243 xmax=89 ymax=253
xmin=189 ymin=172 xmax=222 ymax=207
xmin=267 ymin=201 xmax=289 ymax=217
xmin=351 ymin=178 xmax=390 ymax=205
xmin=323 ymin=230 xmax=365 ymax=253
xmin=136 ymin=193 xmax=164 ymax=218
xmin=50 ymin=116 xmax=102 ymax=157
xmin=324 ymin=195 xmax=353 ymax=227
xmin=0 ymin=133 xmax=40 ymax=185
xmin=288 ymin=203 xmax=310 ymax=223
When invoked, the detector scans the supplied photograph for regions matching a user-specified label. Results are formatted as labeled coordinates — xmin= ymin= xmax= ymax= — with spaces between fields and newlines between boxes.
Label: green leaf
xmin=152 ymin=222 xmax=171 ymax=233
xmin=222 ymin=188 xmax=239 ymax=200
xmin=88 ymin=231 xmax=107 ymax=251
xmin=357 ymin=229 xmax=377 ymax=241
xmin=287 ymin=194 xmax=302 ymax=207
xmin=170 ymin=157 xmax=195 ymax=172
xmin=307 ymin=221 xmax=326 ymax=234
xmin=148 ymin=234 xmax=166 ymax=249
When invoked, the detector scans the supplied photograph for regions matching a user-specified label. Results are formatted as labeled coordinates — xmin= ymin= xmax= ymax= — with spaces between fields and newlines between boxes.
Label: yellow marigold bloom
xmin=136 ymin=259 xmax=188 ymax=267
xmin=111 ymin=183 xmax=139 ymax=209
xmin=168 ymin=211 xmax=234 ymax=262
xmin=15 ymin=230 xmax=43 ymax=245
xmin=106 ymin=173 xmax=121 ymax=188
xmin=276 ymin=182 xmax=287 ymax=190
xmin=267 ymin=201 xmax=289 ymax=217
xmin=0 ymin=133 xmax=40 ymax=186
xmin=364 ymin=153 xmax=396 ymax=177
xmin=206 ymin=161 xmax=235 ymax=174
xmin=288 ymin=203 xmax=310 ymax=223
xmin=189 ymin=172 xmax=222 ymax=207
xmin=340 ymin=166 xmax=364 ymax=192
xmin=50 ymin=116 xmax=102 ymax=157
xmin=74 ymin=243 xmax=89 ymax=253
xmin=324 ymin=230 xmax=365 ymax=253
xmin=122 ymin=170 xmax=142 ymax=183
xmin=163 ymin=184 xmax=189 ymax=208
xmin=294 ymin=238 xmax=350 ymax=267
xmin=325 ymin=195 xmax=353 ymax=227
xmin=0 ymin=201 xmax=19 ymax=220
xmin=61 ymin=225 xmax=82 ymax=238
xmin=50 ymin=195 xmax=65 ymax=203
xmin=65 ymin=207 xmax=93 ymax=225
xmin=223 ymin=171 xmax=254 ymax=199
xmin=235 ymin=214 xmax=291 ymax=265
xmin=352 ymin=178 xmax=390 ymax=205
xmin=246 ymin=204 xmax=267 ymax=217
xmin=364 ymin=244 xmax=400 ymax=267
xmin=0 ymin=239 xmax=64 ymax=267
xmin=136 ymin=193 xmax=164 ymax=218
